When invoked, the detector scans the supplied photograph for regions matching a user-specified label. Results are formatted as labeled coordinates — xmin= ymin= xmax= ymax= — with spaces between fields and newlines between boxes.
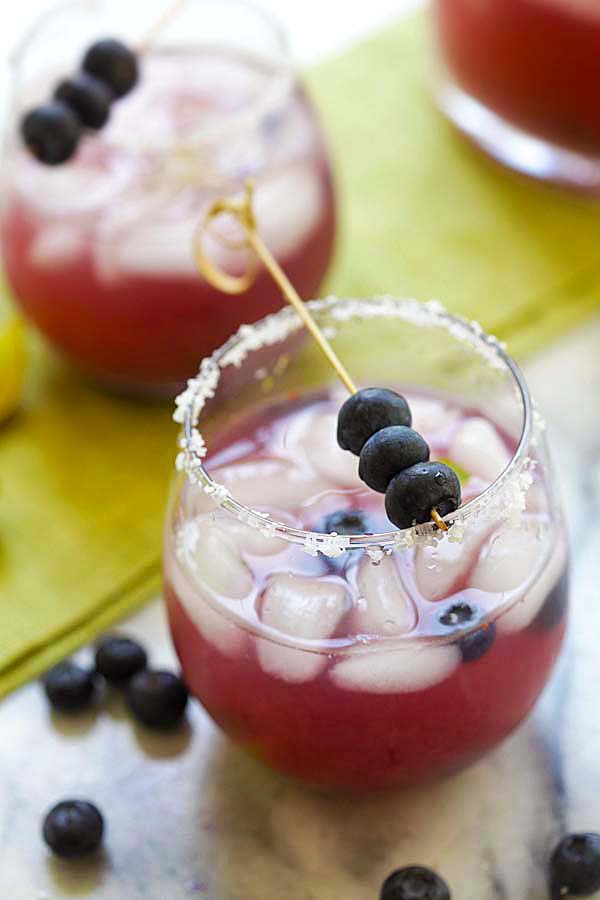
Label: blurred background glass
xmin=433 ymin=0 xmax=600 ymax=193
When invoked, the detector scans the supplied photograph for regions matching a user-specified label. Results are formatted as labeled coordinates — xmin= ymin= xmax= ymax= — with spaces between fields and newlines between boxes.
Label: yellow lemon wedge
xmin=0 ymin=312 xmax=27 ymax=424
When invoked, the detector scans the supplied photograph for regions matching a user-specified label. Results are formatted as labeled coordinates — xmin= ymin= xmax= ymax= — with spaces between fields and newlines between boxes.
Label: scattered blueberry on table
xmin=126 ymin=669 xmax=189 ymax=731
xmin=43 ymin=800 xmax=104 ymax=858
xmin=380 ymin=865 xmax=451 ymax=900
xmin=336 ymin=388 xmax=461 ymax=529
xmin=550 ymin=833 xmax=600 ymax=897
xmin=95 ymin=635 xmax=148 ymax=684
xmin=43 ymin=660 xmax=96 ymax=713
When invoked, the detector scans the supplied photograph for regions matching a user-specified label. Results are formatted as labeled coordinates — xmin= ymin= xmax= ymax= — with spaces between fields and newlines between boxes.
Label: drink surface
xmin=435 ymin=0 xmax=600 ymax=155
xmin=164 ymin=389 xmax=568 ymax=789
xmin=1 ymin=48 xmax=335 ymax=394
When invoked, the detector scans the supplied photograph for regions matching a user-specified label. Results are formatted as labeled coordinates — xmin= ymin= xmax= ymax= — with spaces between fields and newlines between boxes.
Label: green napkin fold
xmin=2 ymin=11 xmax=600 ymax=697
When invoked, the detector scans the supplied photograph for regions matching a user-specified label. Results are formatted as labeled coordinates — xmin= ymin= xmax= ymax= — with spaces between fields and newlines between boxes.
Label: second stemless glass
xmin=433 ymin=0 xmax=600 ymax=192
xmin=1 ymin=0 xmax=336 ymax=397
xmin=164 ymin=297 xmax=569 ymax=792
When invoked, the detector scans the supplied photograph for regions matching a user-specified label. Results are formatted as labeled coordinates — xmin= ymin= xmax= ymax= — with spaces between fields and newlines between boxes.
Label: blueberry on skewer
xmin=359 ymin=425 xmax=430 ymax=494
xmin=82 ymin=38 xmax=139 ymax=99
xmin=385 ymin=461 xmax=461 ymax=530
xmin=54 ymin=73 xmax=112 ymax=129
xmin=21 ymin=102 xmax=81 ymax=165
xmin=337 ymin=388 xmax=412 ymax=456
xmin=336 ymin=387 xmax=461 ymax=530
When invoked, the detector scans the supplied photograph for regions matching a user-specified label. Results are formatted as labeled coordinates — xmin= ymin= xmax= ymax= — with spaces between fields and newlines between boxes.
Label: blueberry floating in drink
xmin=20 ymin=37 xmax=138 ymax=165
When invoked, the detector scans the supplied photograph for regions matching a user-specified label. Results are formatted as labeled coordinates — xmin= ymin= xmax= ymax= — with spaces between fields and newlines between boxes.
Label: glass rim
xmin=9 ymin=0 xmax=295 ymax=151
xmin=175 ymin=295 xmax=536 ymax=554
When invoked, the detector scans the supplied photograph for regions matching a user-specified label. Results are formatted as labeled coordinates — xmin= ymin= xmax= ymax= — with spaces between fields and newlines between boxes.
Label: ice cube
xmin=257 ymin=574 xmax=349 ymax=683
xmin=15 ymin=154 xmax=133 ymax=215
xmin=469 ymin=527 xmax=544 ymax=596
xmin=495 ymin=535 xmax=568 ymax=634
xmin=300 ymin=411 xmax=362 ymax=488
xmin=212 ymin=457 xmax=328 ymax=511
xmin=95 ymin=210 xmax=200 ymax=283
xmin=415 ymin=521 xmax=494 ymax=601
xmin=165 ymin=543 xmax=245 ymax=657
xmin=187 ymin=521 xmax=253 ymax=599
xmin=408 ymin=395 xmax=460 ymax=445
xmin=330 ymin=643 xmax=460 ymax=693
xmin=354 ymin=556 xmax=416 ymax=635
xmin=253 ymin=165 xmax=324 ymax=259
xmin=448 ymin=417 xmax=511 ymax=483
xmin=29 ymin=223 xmax=86 ymax=269
xmin=214 ymin=516 xmax=288 ymax=556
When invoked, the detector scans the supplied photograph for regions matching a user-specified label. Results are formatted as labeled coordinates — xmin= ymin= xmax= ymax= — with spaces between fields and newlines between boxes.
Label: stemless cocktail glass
xmin=1 ymin=0 xmax=335 ymax=397
xmin=433 ymin=0 xmax=600 ymax=192
xmin=164 ymin=297 xmax=568 ymax=791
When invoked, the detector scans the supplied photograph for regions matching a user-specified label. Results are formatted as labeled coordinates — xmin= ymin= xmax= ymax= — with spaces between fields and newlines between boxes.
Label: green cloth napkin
xmin=3 ymin=11 xmax=600 ymax=697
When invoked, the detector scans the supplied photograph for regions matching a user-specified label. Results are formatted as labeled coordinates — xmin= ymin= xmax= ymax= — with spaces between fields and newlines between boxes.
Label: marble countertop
xmin=2 ymin=316 xmax=600 ymax=900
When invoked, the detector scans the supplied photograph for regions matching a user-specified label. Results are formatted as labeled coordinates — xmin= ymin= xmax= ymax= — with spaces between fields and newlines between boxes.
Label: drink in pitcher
xmin=1 ymin=0 xmax=335 ymax=397
xmin=164 ymin=297 xmax=568 ymax=791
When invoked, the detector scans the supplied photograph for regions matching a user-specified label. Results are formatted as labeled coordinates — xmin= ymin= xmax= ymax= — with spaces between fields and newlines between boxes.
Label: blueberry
xmin=459 ymin=622 xmax=496 ymax=662
xmin=126 ymin=670 xmax=188 ymax=730
xmin=82 ymin=38 xmax=138 ymax=98
xmin=337 ymin=388 xmax=412 ymax=456
xmin=20 ymin=102 xmax=80 ymax=165
xmin=385 ymin=461 xmax=461 ymax=529
xmin=318 ymin=508 xmax=372 ymax=536
xmin=43 ymin=661 xmax=95 ymax=713
xmin=439 ymin=601 xmax=477 ymax=629
xmin=550 ymin=833 xmax=600 ymax=896
xmin=95 ymin=635 xmax=147 ymax=684
xmin=54 ymin=73 xmax=112 ymax=130
xmin=359 ymin=426 xmax=430 ymax=493
xmin=43 ymin=800 xmax=104 ymax=857
xmin=533 ymin=569 xmax=569 ymax=631
xmin=381 ymin=865 xmax=451 ymax=900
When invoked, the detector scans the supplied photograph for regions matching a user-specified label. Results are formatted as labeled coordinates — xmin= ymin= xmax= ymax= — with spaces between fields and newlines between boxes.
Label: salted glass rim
xmin=175 ymin=295 xmax=535 ymax=553
xmin=9 ymin=0 xmax=294 ymax=149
